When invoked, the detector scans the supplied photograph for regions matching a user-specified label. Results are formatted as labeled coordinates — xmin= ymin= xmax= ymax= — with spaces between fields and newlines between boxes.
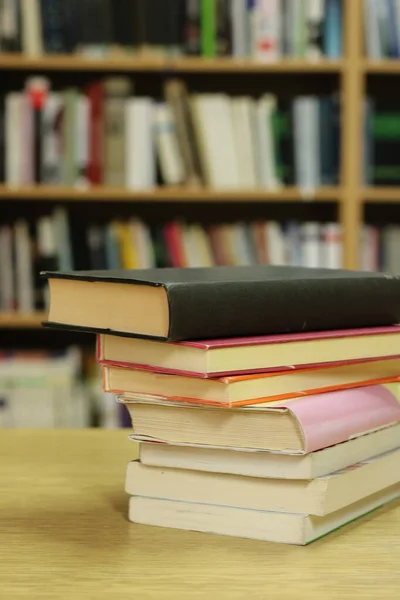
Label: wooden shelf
xmin=0 ymin=185 xmax=340 ymax=203
xmin=0 ymin=313 xmax=47 ymax=328
xmin=363 ymin=60 xmax=400 ymax=73
xmin=0 ymin=53 xmax=345 ymax=73
xmin=363 ymin=188 xmax=400 ymax=203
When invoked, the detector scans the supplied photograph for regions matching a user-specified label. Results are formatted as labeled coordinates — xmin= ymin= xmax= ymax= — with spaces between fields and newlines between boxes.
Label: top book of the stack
xmin=42 ymin=265 xmax=400 ymax=341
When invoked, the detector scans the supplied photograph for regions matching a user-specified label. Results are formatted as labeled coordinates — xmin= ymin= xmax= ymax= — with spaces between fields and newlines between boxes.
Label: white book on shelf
xmin=231 ymin=0 xmax=248 ymax=57
xmin=322 ymin=222 xmax=342 ymax=269
xmin=253 ymin=0 xmax=281 ymax=61
xmin=360 ymin=225 xmax=379 ymax=272
xmin=0 ymin=225 xmax=15 ymax=312
xmin=20 ymin=0 xmax=43 ymax=56
xmin=154 ymin=102 xmax=185 ymax=186
xmin=14 ymin=220 xmax=34 ymax=313
xmin=125 ymin=97 xmax=156 ymax=190
xmin=300 ymin=221 xmax=321 ymax=268
xmin=364 ymin=0 xmax=383 ymax=59
xmin=191 ymin=94 xmax=239 ymax=189
xmin=256 ymin=95 xmax=281 ymax=189
xmin=293 ymin=96 xmax=320 ymax=192
xmin=264 ymin=221 xmax=287 ymax=265
xmin=305 ymin=0 xmax=324 ymax=60
xmin=20 ymin=89 xmax=34 ymax=185
xmin=232 ymin=97 xmax=258 ymax=188
xmin=5 ymin=92 xmax=23 ymax=187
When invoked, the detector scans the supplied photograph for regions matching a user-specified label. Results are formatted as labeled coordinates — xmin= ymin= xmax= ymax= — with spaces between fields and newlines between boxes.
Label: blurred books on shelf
xmin=364 ymin=0 xmax=400 ymax=59
xmin=0 ymin=0 xmax=342 ymax=60
xmin=0 ymin=346 xmax=123 ymax=428
xmin=0 ymin=77 xmax=341 ymax=191
xmin=0 ymin=213 xmax=344 ymax=315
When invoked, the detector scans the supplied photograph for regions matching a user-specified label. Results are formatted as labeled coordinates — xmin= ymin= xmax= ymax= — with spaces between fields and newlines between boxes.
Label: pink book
xmin=98 ymin=326 xmax=400 ymax=379
xmin=125 ymin=384 xmax=400 ymax=454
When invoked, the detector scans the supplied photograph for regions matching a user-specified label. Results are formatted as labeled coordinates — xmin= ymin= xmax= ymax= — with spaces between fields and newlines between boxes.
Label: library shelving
xmin=0 ymin=313 xmax=47 ymax=328
xmin=1 ymin=0 xmax=399 ymax=329
xmin=0 ymin=186 xmax=340 ymax=203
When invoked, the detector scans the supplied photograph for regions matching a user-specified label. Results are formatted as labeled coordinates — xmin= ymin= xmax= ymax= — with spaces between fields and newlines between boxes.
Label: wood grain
xmin=0 ymin=185 xmax=340 ymax=203
xmin=0 ymin=430 xmax=399 ymax=599
xmin=0 ymin=53 xmax=344 ymax=73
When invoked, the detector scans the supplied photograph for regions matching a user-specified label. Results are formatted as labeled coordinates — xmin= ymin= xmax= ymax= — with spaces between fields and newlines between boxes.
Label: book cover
xmin=43 ymin=265 xmax=400 ymax=342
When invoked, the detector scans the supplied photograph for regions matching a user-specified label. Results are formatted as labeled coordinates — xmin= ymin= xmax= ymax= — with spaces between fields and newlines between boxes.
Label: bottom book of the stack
xmin=126 ymin=443 xmax=400 ymax=545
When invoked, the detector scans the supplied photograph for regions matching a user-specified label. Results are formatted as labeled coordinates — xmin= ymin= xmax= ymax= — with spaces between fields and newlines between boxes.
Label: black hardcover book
xmin=42 ymin=265 xmax=400 ymax=341
xmin=76 ymin=0 xmax=113 ymax=52
xmin=111 ymin=0 xmax=136 ymax=49
xmin=62 ymin=0 xmax=79 ymax=52
xmin=40 ymin=0 xmax=67 ymax=53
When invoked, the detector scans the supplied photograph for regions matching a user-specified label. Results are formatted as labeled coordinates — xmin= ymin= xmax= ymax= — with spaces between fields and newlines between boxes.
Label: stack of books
xmin=43 ymin=265 xmax=400 ymax=545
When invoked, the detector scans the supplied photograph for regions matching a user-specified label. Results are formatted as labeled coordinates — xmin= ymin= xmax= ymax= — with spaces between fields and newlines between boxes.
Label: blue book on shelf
xmin=387 ymin=0 xmax=400 ymax=58
xmin=324 ymin=0 xmax=342 ymax=58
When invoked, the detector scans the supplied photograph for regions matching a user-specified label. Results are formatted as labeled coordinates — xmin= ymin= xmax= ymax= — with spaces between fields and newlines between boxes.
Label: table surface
xmin=1 ymin=430 xmax=399 ymax=600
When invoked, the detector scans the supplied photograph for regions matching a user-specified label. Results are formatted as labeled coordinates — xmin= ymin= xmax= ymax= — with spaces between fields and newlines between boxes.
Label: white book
xmin=293 ymin=96 xmax=320 ymax=192
xmin=231 ymin=0 xmax=248 ymax=57
xmin=41 ymin=93 xmax=62 ymax=184
xmin=191 ymin=95 xmax=239 ymax=189
xmin=14 ymin=220 xmax=34 ymax=313
xmin=322 ymin=223 xmax=342 ymax=269
xmin=0 ymin=226 xmax=15 ymax=311
xmin=300 ymin=222 xmax=321 ymax=268
xmin=264 ymin=221 xmax=287 ymax=265
xmin=364 ymin=0 xmax=383 ymax=59
xmin=253 ymin=0 xmax=281 ymax=61
xmin=75 ymin=94 xmax=90 ymax=189
xmin=127 ymin=447 xmax=400 ymax=517
xmin=232 ymin=97 xmax=258 ymax=188
xmin=154 ymin=102 xmax=185 ymax=186
xmin=20 ymin=0 xmax=43 ymax=55
xmin=5 ymin=92 xmax=23 ymax=187
xmin=305 ymin=0 xmax=324 ymax=60
xmin=125 ymin=98 xmax=156 ymax=190
xmin=256 ymin=95 xmax=281 ymax=189
xmin=129 ymin=485 xmax=400 ymax=545
xmin=139 ymin=423 xmax=400 ymax=480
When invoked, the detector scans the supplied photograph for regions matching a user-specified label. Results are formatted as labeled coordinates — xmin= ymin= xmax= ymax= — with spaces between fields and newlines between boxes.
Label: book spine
xmin=201 ymin=0 xmax=216 ymax=56
xmin=40 ymin=0 xmax=67 ymax=53
xmin=323 ymin=0 xmax=342 ymax=58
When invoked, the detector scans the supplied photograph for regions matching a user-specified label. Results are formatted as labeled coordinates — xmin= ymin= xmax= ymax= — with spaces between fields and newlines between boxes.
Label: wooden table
xmin=1 ymin=430 xmax=399 ymax=599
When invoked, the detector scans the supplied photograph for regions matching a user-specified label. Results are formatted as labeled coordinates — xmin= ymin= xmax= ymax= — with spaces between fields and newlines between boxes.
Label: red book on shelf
xmin=85 ymin=80 xmax=104 ymax=185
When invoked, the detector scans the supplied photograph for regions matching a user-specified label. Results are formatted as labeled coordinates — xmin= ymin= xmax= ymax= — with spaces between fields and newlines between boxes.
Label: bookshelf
xmin=0 ymin=312 xmax=46 ymax=328
xmin=0 ymin=185 xmax=340 ymax=203
xmin=0 ymin=53 xmax=345 ymax=73
xmin=0 ymin=0 xmax=398 ymax=329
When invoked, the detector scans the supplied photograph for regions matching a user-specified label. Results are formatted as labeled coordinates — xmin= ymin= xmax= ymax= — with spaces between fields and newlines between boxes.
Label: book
xmin=120 ymin=384 xmax=400 ymax=452
xmin=128 ymin=484 xmax=400 ymax=545
xmin=98 ymin=327 xmax=400 ymax=380
xmin=126 ymin=447 xmax=400 ymax=516
xmin=103 ymin=357 xmax=400 ymax=408
xmin=137 ymin=423 xmax=400 ymax=480
xmin=43 ymin=265 xmax=400 ymax=342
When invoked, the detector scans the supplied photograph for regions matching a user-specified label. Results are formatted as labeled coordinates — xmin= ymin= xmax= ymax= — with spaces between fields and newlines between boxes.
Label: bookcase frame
xmin=0 ymin=0 xmax=394 ymax=328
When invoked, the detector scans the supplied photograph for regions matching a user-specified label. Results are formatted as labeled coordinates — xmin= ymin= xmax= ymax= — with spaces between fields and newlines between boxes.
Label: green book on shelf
xmin=201 ymin=0 xmax=216 ymax=57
